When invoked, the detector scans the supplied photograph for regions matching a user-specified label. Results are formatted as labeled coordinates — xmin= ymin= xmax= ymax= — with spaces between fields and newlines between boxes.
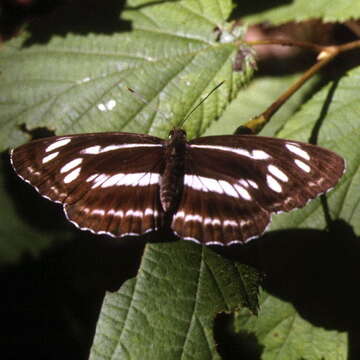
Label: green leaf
xmin=0 ymin=156 xmax=74 ymax=265
xmin=236 ymin=289 xmax=347 ymax=360
xmin=124 ymin=0 xmax=234 ymax=36
xmin=90 ymin=242 xmax=260 ymax=359
xmin=233 ymin=66 xmax=359 ymax=360
xmin=242 ymin=0 xmax=360 ymax=24
xmin=0 ymin=0 xmax=254 ymax=265
xmin=0 ymin=0 xmax=254 ymax=152
xmin=204 ymin=74 xmax=320 ymax=137
xmin=0 ymin=0 xmax=260 ymax=357
xmin=271 ymin=66 xmax=360 ymax=233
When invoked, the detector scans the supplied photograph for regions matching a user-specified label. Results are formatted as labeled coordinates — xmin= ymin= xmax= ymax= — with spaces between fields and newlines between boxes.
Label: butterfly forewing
xmin=11 ymin=132 xmax=165 ymax=237
xmin=171 ymin=135 xmax=345 ymax=245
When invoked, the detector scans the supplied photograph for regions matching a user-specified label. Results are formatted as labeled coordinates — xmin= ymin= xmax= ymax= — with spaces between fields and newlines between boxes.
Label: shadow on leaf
xmin=215 ymin=312 xmax=263 ymax=360
xmin=257 ymin=221 xmax=360 ymax=333
xmin=23 ymin=0 xmax=131 ymax=47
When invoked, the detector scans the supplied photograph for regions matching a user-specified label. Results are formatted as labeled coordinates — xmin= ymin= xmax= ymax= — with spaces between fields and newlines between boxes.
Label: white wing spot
xmin=234 ymin=184 xmax=252 ymax=200
xmin=286 ymin=143 xmax=310 ymax=160
xmin=63 ymin=167 xmax=81 ymax=183
xmin=91 ymin=209 xmax=105 ymax=216
xmin=26 ymin=166 xmax=35 ymax=174
xmin=125 ymin=209 xmax=143 ymax=218
xmin=266 ymin=174 xmax=282 ymax=193
xmin=204 ymin=217 xmax=221 ymax=226
xmin=42 ymin=152 xmax=59 ymax=164
xmin=86 ymin=173 xmax=99 ymax=182
xmin=102 ymin=145 xmax=124 ymax=152
xmin=100 ymin=172 xmax=160 ymax=188
xmin=191 ymin=145 xmax=271 ymax=159
xmin=174 ymin=210 xmax=185 ymax=220
xmin=239 ymin=219 xmax=251 ymax=227
xmin=252 ymin=150 xmax=270 ymax=160
xmin=149 ymin=173 xmax=159 ymax=187
xmin=309 ymin=177 xmax=325 ymax=187
xmin=239 ymin=179 xmax=249 ymax=188
xmin=101 ymin=173 xmax=126 ymax=188
xmin=81 ymin=146 xmax=101 ymax=155
xmin=185 ymin=214 xmax=203 ymax=222
xmin=122 ymin=173 xmax=158 ymax=187
xmin=219 ymin=180 xmax=238 ymax=198
xmin=138 ymin=173 xmax=152 ymax=186
xmin=145 ymin=208 xmax=158 ymax=217
xmin=60 ymin=158 xmax=83 ymax=173
xmin=184 ymin=175 xmax=203 ymax=191
xmin=112 ymin=209 xmax=124 ymax=218
xmin=295 ymin=159 xmax=311 ymax=173
xmin=268 ymin=164 xmax=289 ymax=182
xmin=247 ymin=180 xmax=259 ymax=189
xmin=91 ymin=174 xmax=110 ymax=188
xmin=184 ymin=175 xmax=253 ymax=200
xmin=202 ymin=177 xmax=223 ymax=194
xmin=45 ymin=138 xmax=71 ymax=152
xmin=212 ymin=218 xmax=221 ymax=226
xmin=117 ymin=173 xmax=137 ymax=187
xmin=224 ymin=219 xmax=238 ymax=227
xmin=81 ymin=143 xmax=161 ymax=155
xmin=50 ymin=186 xmax=59 ymax=194
xmin=184 ymin=175 xmax=223 ymax=194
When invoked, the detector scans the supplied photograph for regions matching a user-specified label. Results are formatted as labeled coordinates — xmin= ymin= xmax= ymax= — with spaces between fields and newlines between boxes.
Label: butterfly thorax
xmin=160 ymin=128 xmax=187 ymax=214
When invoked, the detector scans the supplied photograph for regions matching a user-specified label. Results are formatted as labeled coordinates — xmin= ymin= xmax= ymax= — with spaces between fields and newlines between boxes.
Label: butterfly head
xmin=168 ymin=128 xmax=187 ymax=141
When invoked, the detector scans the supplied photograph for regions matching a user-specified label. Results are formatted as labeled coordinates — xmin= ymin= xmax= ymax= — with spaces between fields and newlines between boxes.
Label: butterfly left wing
xmin=11 ymin=133 xmax=165 ymax=237
xmin=171 ymin=135 xmax=345 ymax=245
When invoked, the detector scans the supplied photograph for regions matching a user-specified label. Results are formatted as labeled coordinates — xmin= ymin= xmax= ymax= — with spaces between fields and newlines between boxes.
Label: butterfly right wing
xmin=171 ymin=135 xmax=345 ymax=245
xmin=11 ymin=132 xmax=165 ymax=237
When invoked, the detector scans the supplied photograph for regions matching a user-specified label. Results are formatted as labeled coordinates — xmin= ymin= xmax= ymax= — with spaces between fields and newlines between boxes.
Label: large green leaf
xmin=0 ymin=0 xmax=259 ymax=357
xmin=242 ymin=0 xmax=360 ymax=24
xmin=271 ymin=66 xmax=360 ymax=233
xmin=235 ymin=66 xmax=360 ymax=360
xmin=90 ymin=66 xmax=360 ymax=359
xmin=0 ymin=0 xmax=253 ymax=152
xmin=204 ymin=74 xmax=320 ymax=137
xmin=236 ymin=289 xmax=347 ymax=360
xmin=91 ymin=242 xmax=260 ymax=359
xmin=0 ymin=0 xmax=254 ymax=265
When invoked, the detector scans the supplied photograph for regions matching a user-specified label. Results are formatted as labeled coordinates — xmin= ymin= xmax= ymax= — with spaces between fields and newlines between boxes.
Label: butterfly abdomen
xmin=160 ymin=129 xmax=187 ymax=214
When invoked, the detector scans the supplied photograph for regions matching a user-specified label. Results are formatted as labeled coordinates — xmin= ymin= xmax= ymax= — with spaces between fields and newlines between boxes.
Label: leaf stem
xmin=237 ymin=39 xmax=360 ymax=134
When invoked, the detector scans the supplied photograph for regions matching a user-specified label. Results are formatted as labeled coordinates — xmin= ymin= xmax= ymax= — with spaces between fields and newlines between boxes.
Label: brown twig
xmin=238 ymin=39 xmax=360 ymax=134
xmin=244 ymin=38 xmax=324 ymax=52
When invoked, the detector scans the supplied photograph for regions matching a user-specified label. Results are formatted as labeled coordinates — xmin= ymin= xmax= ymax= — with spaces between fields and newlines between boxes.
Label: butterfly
xmin=10 ymin=128 xmax=345 ymax=245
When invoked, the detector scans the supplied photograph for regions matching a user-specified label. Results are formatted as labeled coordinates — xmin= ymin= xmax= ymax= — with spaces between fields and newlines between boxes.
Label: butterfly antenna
xmin=179 ymin=80 xmax=225 ymax=128
xmin=127 ymin=87 xmax=169 ymax=121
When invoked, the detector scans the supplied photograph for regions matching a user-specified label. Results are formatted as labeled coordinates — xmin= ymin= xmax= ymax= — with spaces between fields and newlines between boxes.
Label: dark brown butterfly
xmin=11 ymin=129 xmax=345 ymax=245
